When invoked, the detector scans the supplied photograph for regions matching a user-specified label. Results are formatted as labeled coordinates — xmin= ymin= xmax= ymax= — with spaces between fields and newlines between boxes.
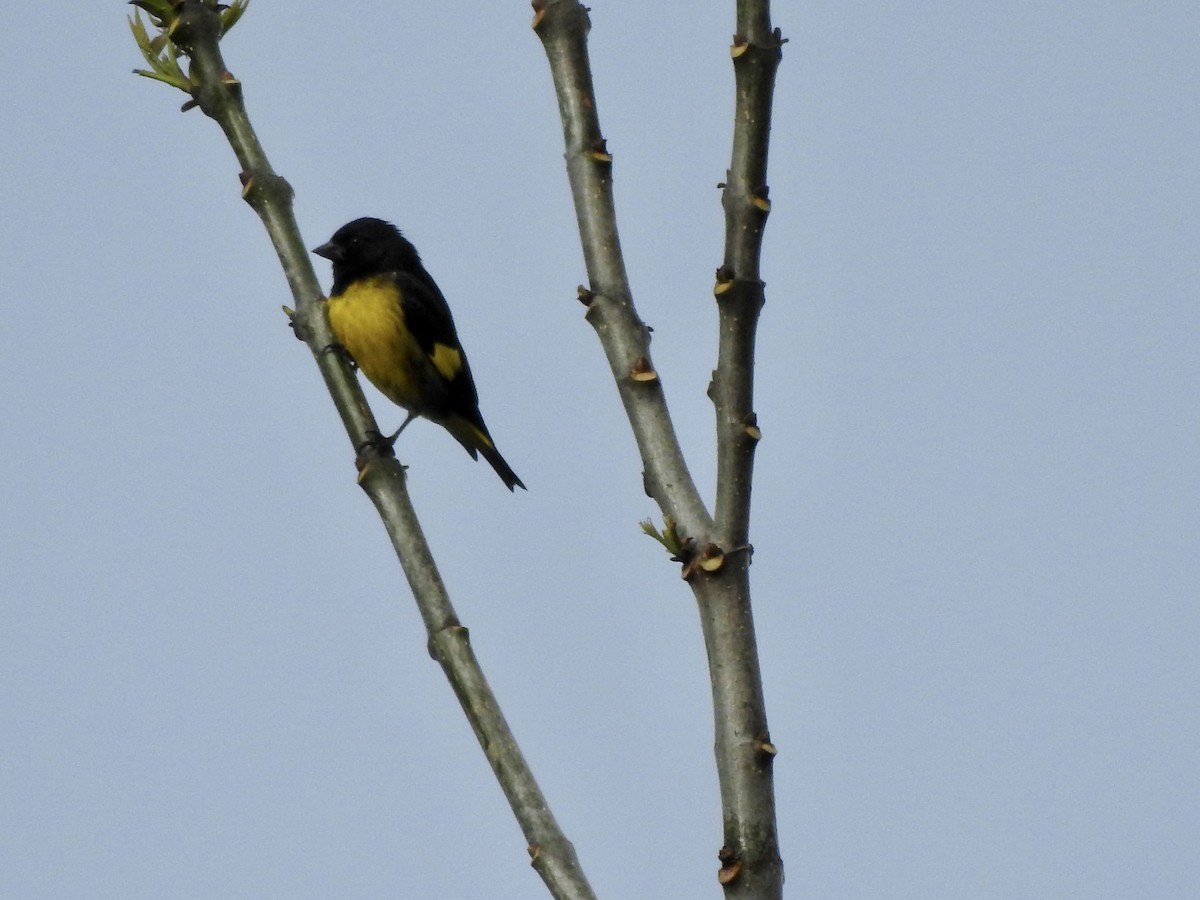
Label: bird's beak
xmin=312 ymin=241 xmax=341 ymax=261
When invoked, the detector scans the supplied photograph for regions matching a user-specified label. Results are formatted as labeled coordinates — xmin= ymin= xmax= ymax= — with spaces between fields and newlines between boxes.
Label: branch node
xmin=742 ymin=412 xmax=762 ymax=442
xmin=717 ymin=846 xmax=742 ymax=884
xmin=589 ymin=138 xmax=612 ymax=163
xmin=629 ymin=356 xmax=658 ymax=383
xmin=238 ymin=169 xmax=294 ymax=210
xmin=530 ymin=0 xmax=546 ymax=30
xmin=756 ymin=732 xmax=778 ymax=759
xmin=679 ymin=542 xmax=725 ymax=581
xmin=220 ymin=70 xmax=242 ymax=99
xmin=713 ymin=265 xmax=736 ymax=296
xmin=698 ymin=543 xmax=725 ymax=573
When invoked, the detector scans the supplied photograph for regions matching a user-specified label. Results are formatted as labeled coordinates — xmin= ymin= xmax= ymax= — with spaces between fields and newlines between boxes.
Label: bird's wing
xmin=391 ymin=269 xmax=485 ymax=421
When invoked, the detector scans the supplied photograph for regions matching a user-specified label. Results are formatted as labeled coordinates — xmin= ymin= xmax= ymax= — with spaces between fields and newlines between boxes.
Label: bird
xmin=312 ymin=217 xmax=525 ymax=491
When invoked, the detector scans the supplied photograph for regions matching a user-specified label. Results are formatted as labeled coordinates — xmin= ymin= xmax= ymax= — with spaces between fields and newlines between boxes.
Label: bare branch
xmin=533 ymin=0 xmax=711 ymax=538
xmin=704 ymin=2 xmax=786 ymax=895
xmin=132 ymin=5 xmax=596 ymax=897
xmin=713 ymin=4 xmax=784 ymax=545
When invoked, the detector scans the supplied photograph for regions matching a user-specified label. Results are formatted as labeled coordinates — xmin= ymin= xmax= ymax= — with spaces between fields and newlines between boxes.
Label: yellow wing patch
xmin=430 ymin=342 xmax=462 ymax=381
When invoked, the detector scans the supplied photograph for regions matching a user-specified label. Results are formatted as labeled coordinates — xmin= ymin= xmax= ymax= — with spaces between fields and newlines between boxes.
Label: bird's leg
xmin=357 ymin=411 xmax=416 ymax=459
xmin=383 ymin=412 xmax=418 ymax=447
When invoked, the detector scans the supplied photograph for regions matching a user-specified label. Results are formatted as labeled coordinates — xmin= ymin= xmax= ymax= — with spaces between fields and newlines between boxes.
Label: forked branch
xmin=532 ymin=0 xmax=784 ymax=896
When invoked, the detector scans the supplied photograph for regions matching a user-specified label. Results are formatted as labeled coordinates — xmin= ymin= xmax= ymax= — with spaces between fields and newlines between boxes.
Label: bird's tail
xmin=448 ymin=416 xmax=526 ymax=492
xmin=478 ymin=442 xmax=525 ymax=492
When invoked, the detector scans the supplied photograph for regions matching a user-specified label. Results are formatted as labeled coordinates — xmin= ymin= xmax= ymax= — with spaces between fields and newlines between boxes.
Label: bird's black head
xmin=313 ymin=217 xmax=423 ymax=292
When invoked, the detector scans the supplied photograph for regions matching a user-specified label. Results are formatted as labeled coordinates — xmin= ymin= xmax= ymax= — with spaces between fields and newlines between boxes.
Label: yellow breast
xmin=326 ymin=276 xmax=424 ymax=410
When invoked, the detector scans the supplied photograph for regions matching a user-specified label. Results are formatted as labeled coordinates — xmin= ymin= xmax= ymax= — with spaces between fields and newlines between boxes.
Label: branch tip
xmin=576 ymin=285 xmax=595 ymax=306
xmin=640 ymin=517 xmax=690 ymax=559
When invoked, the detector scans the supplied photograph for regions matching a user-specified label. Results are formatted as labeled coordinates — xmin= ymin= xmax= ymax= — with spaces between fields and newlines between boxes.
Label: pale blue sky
xmin=2 ymin=3 xmax=1197 ymax=898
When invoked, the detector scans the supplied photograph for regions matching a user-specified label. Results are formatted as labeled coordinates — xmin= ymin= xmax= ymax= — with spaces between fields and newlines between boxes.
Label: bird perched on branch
xmin=313 ymin=217 xmax=524 ymax=491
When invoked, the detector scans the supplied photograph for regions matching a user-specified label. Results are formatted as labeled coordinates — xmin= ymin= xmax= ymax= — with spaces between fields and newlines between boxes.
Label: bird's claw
xmin=356 ymin=429 xmax=398 ymax=459
xmin=321 ymin=342 xmax=357 ymax=370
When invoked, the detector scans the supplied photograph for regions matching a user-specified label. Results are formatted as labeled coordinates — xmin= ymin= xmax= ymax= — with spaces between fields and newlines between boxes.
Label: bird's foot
xmin=321 ymin=341 xmax=357 ymax=370
xmin=356 ymin=429 xmax=398 ymax=459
